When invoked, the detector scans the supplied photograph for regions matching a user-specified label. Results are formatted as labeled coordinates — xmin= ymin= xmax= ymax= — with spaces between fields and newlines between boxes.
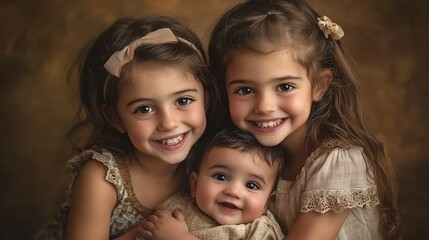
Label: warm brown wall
xmin=0 ymin=0 xmax=427 ymax=239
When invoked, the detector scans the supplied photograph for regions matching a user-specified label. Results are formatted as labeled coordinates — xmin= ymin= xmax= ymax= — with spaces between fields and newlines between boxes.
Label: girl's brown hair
xmin=209 ymin=0 xmax=399 ymax=238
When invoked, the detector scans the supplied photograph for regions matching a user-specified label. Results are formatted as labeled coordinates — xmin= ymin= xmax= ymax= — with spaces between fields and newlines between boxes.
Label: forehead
xmin=201 ymin=147 xmax=277 ymax=176
xmin=225 ymin=48 xmax=307 ymax=83
xmin=118 ymin=62 xmax=203 ymax=98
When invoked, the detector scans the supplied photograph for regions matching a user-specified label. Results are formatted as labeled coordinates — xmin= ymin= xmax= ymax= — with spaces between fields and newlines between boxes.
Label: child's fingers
xmin=153 ymin=209 xmax=169 ymax=218
xmin=146 ymin=214 xmax=159 ymax=223
xmin=142 ymin=221 xmax=155 ymax=231
xmin=172 ymin=209 xmax=185 ymax=221
xmin=139 ymin=229 xmax=153 ymax=240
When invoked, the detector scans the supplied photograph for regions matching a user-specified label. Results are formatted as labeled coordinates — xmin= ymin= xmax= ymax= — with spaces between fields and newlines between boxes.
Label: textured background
xmin=0 ymin=0 xmax=428 ymax=239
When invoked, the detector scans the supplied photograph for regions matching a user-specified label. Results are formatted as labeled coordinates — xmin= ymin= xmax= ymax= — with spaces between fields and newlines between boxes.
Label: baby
xmin=143 ymin=127 xmax=285 ymax=239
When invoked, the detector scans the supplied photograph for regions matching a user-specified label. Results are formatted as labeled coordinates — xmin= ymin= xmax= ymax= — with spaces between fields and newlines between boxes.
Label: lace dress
xmin=159 ymin=193 xmax=285 ymax=240
xmin=36 ymin=149 xmax=153 ymax=239
xmin=270 ymin=140 xmax=382 ymax=240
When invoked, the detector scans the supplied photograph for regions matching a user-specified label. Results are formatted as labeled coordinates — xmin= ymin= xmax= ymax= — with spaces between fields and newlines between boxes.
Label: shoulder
xmin=305 ymin=139 xmax=369 ymax=180
xmin=300 ymin=140 xmax=379 ymax=213
xmin=73 ymin=157 xmax=117 ymax=199
xmin=245 ymin=211 xmax=285 ymax=239
xmin=67 ymin=149 xmax=122 ymax=203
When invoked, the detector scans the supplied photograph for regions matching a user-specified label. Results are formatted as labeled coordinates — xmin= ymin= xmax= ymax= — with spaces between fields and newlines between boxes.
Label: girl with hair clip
xmin=140 ymin=0 xmax=400 ymax=240
xmin=207 ymin=0 xmax=400 ymax=239
xmin=36 ymin=15 xmax=217 ymax=240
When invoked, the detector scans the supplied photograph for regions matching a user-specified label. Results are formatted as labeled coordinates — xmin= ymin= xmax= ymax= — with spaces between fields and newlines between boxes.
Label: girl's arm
xmin=285 ymin=210 xmax=349 ymax=240
xmin=64 ymin=159 xmax=117 ymax=240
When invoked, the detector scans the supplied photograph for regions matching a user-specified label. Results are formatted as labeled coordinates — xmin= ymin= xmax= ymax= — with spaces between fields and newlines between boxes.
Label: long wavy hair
xmin=208 ymin=0 xmax=399 ymax=238
xmin=68 ymin=15 xmax=217 ymax=160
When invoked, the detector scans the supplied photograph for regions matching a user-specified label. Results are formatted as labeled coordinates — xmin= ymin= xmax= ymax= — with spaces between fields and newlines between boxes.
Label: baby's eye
xmin=213 ymin=173 xmax=228 ymax=181
xmin=134 ymin=105 xmax=154 ymax=114
xmin=176 ymin=97 xmax=194 ymax=106
xmin=277 ymin=83 xmax=293 ymax=92
xmin=235 ymin=87 xmax=254 ymax=95
xmin=245 ymin=182 xmax=260 ymax=190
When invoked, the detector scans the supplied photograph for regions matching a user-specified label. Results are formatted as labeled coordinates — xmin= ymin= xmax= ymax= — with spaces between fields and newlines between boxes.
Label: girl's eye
xmin=213 ymin=173 xmax=228 ymax=181
xmin=235 ymin=87 xmax=254 ymax=95
xmin=134 ymin=105 xmax=154 ymax=114
xmin=176 ymin=97 xmax=194 ymax=106
xmin=245 ymin=182 xmax=260 ymax=190
xmin=277 ymin=83 xmax=293 ymax=92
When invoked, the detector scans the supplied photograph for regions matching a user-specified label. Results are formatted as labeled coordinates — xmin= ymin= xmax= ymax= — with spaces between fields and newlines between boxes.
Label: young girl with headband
xmin=36 ymin=15 xmax=216 ymax=240
xmin=140 ymin=0 xmax=400 ymax=240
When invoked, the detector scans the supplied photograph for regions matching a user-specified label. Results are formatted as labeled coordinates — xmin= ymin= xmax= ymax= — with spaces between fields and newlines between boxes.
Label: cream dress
xmin=160 ymin=193 xmax=285 ymax=240
xmin=35 ymin=149 xmax=154 ymax=239
xmin=270 ymin=140 xmax=382 ymax=240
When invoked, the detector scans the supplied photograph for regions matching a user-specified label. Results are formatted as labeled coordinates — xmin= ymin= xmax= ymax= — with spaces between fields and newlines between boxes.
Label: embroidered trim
xmin=117 ymin=159 xmax=152 ymax=214
xmin=301 ymin=186 xmax=379 ymax=213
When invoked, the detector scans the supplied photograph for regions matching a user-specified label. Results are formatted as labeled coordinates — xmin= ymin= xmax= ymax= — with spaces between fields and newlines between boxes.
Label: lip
xmin=248 ymin=118 xmax=286 ymax=133
xmin=152 ymin=131 xmax=189 ymax=151
xmin=217 ymin=201 xmax=241 ymax=214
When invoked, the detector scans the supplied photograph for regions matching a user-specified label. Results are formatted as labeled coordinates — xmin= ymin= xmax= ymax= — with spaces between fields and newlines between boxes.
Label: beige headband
xmin=103 ymin=28 xmax=203 ymax=77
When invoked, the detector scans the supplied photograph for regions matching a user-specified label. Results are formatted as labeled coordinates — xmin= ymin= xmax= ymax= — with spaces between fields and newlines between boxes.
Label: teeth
xmin=159 ymin=134 xmax=184 ymax=145
xmin=255 ymin=119 xmax=283 ymax=128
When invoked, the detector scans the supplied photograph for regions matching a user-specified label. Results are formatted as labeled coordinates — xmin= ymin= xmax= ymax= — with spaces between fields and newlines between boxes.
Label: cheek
xmin=281 ymin=96 xmax=312 ymax=117
xmin=195 ymin=180 xmax=217 ymax=209
xmin=245 ymin=195 xmax=269 ymax=216
xmin=228 ymin=99 xmax=248 ymax=122
xmin=126 ymin=123 xmax=152 ymax=142
xmin=186 ymin=106 xmax=207 ymax=128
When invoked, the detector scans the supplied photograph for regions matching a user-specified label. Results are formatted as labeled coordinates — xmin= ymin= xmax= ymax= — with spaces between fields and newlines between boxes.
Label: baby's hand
xmin=141 ymin=209 xmax=195 ymax=240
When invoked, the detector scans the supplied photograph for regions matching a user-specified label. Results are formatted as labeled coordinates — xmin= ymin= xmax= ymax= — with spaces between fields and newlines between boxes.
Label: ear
xmin=190 ymin=172 xmax=199 ymax=198
xmin=264 ymin=191 xmax=276 ymax=211
xmin=312 ymin=69 xmax=333 ymax=102
xmin=101 ymin=104 xmax=126 ymax=133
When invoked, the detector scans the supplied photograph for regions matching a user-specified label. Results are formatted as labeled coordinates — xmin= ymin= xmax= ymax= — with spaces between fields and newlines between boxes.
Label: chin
xmin=254 ymin=137 xmax=283 ymax=147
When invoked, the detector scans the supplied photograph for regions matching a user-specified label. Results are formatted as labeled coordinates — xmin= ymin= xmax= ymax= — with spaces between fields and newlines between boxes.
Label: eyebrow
xmin=227 ymin=75 xmax=302 ymax=86
xmin=126 ymin=88 xmax=200 ymax=107
xmin=209 ymin=164 xmax=268 ymax=185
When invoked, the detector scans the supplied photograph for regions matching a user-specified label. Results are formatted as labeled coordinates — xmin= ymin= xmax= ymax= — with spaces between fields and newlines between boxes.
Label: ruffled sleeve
xmin=301 ymin=146 xmax=379 ymax=213
xmin=66 ymin=149 xmax=125 ymax=200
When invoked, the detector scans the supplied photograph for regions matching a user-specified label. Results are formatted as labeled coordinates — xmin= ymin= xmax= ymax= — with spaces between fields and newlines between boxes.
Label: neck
xmin=280 ymin=124 xmax=315 ymax=180
xmin=131 ymin=150 xmax=181 ymax=179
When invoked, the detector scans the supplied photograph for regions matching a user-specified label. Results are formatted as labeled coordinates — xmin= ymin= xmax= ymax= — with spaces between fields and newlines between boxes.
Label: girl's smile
xmin=152 ymin=131 xmax=189 ymax=150
xmin=249 ymin=118 xmax=286 ymax=132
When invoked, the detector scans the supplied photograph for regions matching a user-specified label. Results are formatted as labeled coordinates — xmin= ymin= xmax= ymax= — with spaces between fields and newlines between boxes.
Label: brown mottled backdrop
xmin=0 ymin=0 xmax=427 ymax=239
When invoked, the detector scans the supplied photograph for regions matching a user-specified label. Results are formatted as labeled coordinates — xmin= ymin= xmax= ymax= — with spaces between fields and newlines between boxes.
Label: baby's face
xmin=191 ymin=147 xmax=276 ymax=225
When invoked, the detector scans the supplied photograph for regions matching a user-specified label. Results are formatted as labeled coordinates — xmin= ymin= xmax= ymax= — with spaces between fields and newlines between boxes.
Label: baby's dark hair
xmin=68 ymin=15 xmax=217 ymax=157
xmin=192 ymin=127 xmax=284 ymax=184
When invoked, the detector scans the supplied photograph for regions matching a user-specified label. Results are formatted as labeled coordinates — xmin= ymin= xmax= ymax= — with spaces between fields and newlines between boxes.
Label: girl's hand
xmin=141 ymin=209 xmax=198 ymax=240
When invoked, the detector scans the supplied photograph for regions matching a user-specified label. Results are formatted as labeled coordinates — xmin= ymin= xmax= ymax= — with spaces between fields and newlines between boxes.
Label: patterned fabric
xmin=270 ymin=140 xmax=382 ymax=240
xmin=35 ymin=149 xmax=152 ymax=239
xmin=159 ymin=193 xmax=285 ymax=240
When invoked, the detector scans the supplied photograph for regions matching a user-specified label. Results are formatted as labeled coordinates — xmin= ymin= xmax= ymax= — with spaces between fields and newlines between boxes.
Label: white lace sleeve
xmin=301 ymin=147 xmax=379 ymax=213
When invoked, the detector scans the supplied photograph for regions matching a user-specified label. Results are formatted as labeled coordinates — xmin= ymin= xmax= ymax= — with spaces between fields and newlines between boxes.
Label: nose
xmin=157 ymin=108 xmax=180 ymax=131
xmin=223 ymin=182 xmax=242 ymax=198
xmin=254 ymin=93 xmax=277 ymax=114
